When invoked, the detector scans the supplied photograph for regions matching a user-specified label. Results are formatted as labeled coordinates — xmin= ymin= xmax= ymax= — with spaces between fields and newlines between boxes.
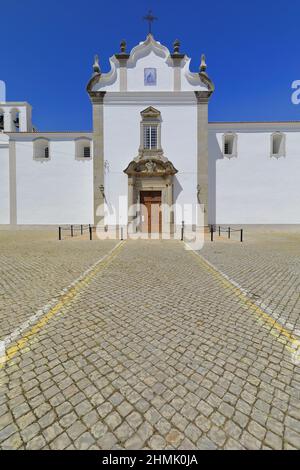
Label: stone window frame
xmin=33 ymin=137 xmax=51 ymax=161
xmin=222 ymin=132 xmax=238 ymax=159
xmin=139 ymin=107 xmax=162 ymax=153
xmin=270 ymin=131 xmax=286 ymax=159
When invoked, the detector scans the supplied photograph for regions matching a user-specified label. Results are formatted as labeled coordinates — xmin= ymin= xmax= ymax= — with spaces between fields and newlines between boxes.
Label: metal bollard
xmin=58 ymin=226 xmax=62 ymax=241
xmin=89 ymin=225 xmax=92 ymax=241
xmin=218 ymin=226 xmax=221 ymax=236
xmin=71 ymin=225 xmax=74 ymax=237
xmin=228 ymin=227 xmax=231 ymax=239
xmin=81 ymin=224 xmax=83 ymax=235
xmin=181 ymin=221 xmax=184 ymax=241
xmin=210 ymin=225 xmax=214 ymax=242
xmin=240 ymin=228 xmax=243 ymax=243
xmin=121 ymin=227 xmax=123 ymax=240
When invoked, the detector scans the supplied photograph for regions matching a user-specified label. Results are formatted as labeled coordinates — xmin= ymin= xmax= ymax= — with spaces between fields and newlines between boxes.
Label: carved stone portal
xmin=124 ymin=157 xmax=177 ymax=235
xmin=124 ymin=157 xmax=178 ymax=177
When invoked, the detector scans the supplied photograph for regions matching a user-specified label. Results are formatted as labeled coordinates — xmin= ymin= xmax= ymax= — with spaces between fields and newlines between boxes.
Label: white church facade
xmin=1 ymin=34 xmax=300 ymax=236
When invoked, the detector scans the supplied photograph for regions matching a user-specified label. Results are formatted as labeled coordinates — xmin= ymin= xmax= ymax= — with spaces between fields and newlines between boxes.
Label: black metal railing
xmin=210 ymin=225 xmax=243 ymax=242
xmin=58 ymin=224 xmax=93 ymax=241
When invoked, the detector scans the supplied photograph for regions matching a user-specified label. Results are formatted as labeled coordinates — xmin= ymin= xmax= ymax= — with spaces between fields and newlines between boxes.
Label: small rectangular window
xmin=44 ymin=147 xmax=49 ymax=158
xmin=144 ymin=126 xmax=157 ymax=149
xmin=224 ymin=135 xmax=235 ymax=155
xmin=83 ymin=146 xmax=90 ymax=158
xmin=224 ymin=142 xmax=230 ymax=155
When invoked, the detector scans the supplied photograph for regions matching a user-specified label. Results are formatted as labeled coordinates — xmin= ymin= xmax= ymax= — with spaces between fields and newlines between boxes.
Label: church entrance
xmin=140 ymin=191 xmax=162 ymax=234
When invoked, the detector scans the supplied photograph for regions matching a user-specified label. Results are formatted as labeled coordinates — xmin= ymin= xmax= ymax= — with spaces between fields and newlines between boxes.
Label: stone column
xmin=172 ymin=58 xmax=182 ymax=91
xmin=9 ymin=140 xmax=17 ymax=226
xmin=4 ymin=110 xmax=12 ymax=132
xmin=90 ymin=92 xmax=106 ymax=228
xmin=127 ymin=176 xmax=134 ymax=234
xmin=166 ymin=178 xmax=174 ymax=235
xmin=195 ymin=91 xmax=211 ymax=227
xmin=118 ymin=59 xmax=128 ymax=91
xmin=171 ymin=52 xmax=184 ymax=92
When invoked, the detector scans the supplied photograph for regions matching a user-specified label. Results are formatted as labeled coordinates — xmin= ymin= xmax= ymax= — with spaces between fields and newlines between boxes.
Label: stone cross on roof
xmin=143 ymin=10 xmax=157 ymax=34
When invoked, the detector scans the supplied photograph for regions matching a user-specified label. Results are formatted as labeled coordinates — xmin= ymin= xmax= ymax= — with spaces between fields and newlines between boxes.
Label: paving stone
xmin=66 ymin=421 xmax=86 ymax=441
xmin=115 ymin=422 xmax=134 ymax=442
xmin=148 ymin=435 xmax=166 ymax=449
xmin=97 ymin=432 xmax=117 ymax=449
xmin=74 ymin=432 xmax=95 ymax=450
xmin=91 ymin=422 xmax=108 ymax=439
xmin=50 ymin=432 xmax=72 ymax=450
xmin=126 ymin=411 xmax=143 ymax=430
xmin=105 ymin=411 xmax=122 ymax=431
xmin=1 ymin=235 xmax=300 ymax=450
xmin=264 ymin=431 xmax=283 ymax=450
xmin=21 ymin=423 xmax=40 ymax=442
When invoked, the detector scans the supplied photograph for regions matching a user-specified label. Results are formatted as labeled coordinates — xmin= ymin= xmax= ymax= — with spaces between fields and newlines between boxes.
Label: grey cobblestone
xmin=0 ymin=234 xmax=300 ymax=449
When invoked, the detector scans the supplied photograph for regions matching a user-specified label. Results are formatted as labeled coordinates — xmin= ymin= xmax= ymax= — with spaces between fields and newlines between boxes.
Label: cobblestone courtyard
xmin=0 ymin=230 xmax=300 ymax=449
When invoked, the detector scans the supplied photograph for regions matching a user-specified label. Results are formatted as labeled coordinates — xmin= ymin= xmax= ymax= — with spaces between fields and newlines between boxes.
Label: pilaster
xmin=171 ymin=57 xmax=183 ymax=92
xmin=89 ymin=91 xmax=106 ymax=227
xmin=9 ymin=140 xmax=17 ymax=225
xmin=195 ymin=91 xmax=212 ymax=227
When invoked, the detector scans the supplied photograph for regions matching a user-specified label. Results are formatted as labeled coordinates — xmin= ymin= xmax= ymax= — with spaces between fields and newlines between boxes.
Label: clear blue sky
xmin=2 ymin=0 xmax=300 ymax=130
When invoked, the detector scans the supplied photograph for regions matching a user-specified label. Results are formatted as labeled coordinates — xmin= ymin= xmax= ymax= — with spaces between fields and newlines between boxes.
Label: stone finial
xmin=93 ymin=54 xmax=101 ymax=74
xmin=120 ymin=40 xmax=127 ymax=54
xmin=173 ymin=39 xmax=180 ymax=54
xmin=200 ymin=54 xmax=207 ymax=73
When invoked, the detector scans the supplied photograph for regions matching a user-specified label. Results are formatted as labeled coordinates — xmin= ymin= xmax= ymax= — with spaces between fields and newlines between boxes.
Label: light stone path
xmin=0 ymin=231 xmax=117 ymax=340
xmin=0 ymin=237 xmax=300 ymax=449
xmin=201 ymin=230 xmax=300 ymax=335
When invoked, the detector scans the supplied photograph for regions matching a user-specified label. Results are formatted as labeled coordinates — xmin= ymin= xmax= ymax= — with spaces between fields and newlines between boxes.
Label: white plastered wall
xmin=13 ymin=137 xmax=93 ymax=225
xmin=0 ymin=134 xmax=10 ymax=224
xmin=103 ymin=97 xmax=198 ymax=227
xmin=209 ymin=127 xmax=300 ymax=224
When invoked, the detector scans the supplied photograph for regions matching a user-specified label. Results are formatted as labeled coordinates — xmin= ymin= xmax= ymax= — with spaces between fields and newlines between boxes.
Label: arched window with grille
xmin=223 ymin=133 xmax=237 ymax=158
xmin=75 ymin=138 xmax=92 ymax=160
xmin=33 ymin=138 xmax=50 ymax=160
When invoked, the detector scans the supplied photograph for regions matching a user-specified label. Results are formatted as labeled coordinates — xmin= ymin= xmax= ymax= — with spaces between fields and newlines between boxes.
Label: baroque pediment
xmin=140 ymin=106 xmax=161 ymax=119
xmin=124 ymin=157 xmax=178 ymax=177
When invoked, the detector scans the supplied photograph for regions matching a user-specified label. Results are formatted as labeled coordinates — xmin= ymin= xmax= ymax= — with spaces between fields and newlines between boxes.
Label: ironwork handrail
xmin=58 ymin=224 xmax=93 ymax=241
xmin=210 ymin=225 xmax=243 ymax=243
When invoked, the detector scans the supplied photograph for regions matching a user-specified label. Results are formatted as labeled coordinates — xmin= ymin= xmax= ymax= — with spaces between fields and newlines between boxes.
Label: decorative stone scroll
xmin=124 ymin=158 xmax=178 ymax=177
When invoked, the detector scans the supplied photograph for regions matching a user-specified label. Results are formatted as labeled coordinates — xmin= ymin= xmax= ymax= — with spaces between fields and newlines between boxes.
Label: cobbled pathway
xmin=0 ymin=236 xmax=300 ymax=449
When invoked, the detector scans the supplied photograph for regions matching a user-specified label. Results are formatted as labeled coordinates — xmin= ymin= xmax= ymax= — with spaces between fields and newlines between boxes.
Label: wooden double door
xmin=140 ymin=191 xmax=162 ymax=234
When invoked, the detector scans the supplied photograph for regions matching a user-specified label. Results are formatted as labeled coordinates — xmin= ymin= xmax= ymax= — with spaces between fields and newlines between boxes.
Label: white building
xmin=1 ymin=35 xmax=300 ymax=236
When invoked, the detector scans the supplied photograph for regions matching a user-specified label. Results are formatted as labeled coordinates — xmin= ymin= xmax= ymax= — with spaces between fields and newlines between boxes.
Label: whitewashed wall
xmin=209 ymin=125 xmax=300 ymax=224
xmin=12 ymin=136 xmax=93 ymax=225
xmin=0 ymin=135 xmax=10 ymax=224
xmin=127 ymin=52 xmax=173 ymax=92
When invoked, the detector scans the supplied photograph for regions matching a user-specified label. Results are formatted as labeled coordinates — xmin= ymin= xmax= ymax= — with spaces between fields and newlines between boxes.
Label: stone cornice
xmin=114 ymin=54 xmax=130 ymax=61
xmin=0 ymin=101 xmax=32 ymax=108
xmin=7 ymin=131 xmax=92 ymax=141
xmin=208 ymin=121 xmax=300 ymax=130
xmin=170 ymin=54 xmax=185 ymax=60
xmin=103 ymin=91 xmax=197 ymax=105
xmin=194 ymin=89 xmax=214 ymax=104
xmin=88 ymin=91 xmax=106 ymax=104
